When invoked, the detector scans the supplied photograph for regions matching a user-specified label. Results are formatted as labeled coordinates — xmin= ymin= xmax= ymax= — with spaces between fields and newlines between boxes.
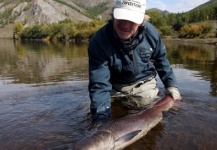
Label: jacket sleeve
xmin=145 ymin=23 xmax=178 ymax=88
xmin=154 ymin=38 xmax=177 ymax=88
xmin=88 ymin=39 xmax=112 ymax=122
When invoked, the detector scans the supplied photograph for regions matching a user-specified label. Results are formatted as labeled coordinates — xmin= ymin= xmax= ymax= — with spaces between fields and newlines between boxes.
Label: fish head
xmin=73 ymin=130 xmax=116 ymax=150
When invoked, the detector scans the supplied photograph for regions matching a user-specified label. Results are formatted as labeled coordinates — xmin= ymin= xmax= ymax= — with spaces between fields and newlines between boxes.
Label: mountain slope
xmin=0 ymin=0 xmax=216 ymax=38
xmin=0 ymin=0 xmax=94 ymax=28
xmin=190 ymin=0 xmax=217 ymax=11
xmin=14 ymin=0 xmax=92 ymax=26
xmin=146 ymin=8 xmax=170 ymax=16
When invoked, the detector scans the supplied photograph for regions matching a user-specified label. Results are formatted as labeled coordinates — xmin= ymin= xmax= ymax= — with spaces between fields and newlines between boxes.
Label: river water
xmin=0 ymin=39 xmax=216 ymax=150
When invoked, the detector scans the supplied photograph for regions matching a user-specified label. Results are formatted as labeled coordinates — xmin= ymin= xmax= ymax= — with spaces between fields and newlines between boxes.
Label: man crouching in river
xmin=88 ymin=0 xmax=181 ymax=126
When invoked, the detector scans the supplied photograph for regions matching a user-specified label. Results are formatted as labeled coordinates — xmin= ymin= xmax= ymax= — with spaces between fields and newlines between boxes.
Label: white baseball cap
xmin=113 ymin=0 xmax=146 ymax=24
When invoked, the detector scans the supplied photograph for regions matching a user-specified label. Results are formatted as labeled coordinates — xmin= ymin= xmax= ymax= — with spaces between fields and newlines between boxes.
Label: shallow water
xmin=0 ymin=39 xmax=217 ymax=150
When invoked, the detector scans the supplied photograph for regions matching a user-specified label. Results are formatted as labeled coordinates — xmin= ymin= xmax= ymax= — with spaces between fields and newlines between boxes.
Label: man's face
xmin=113 ymin=19 xmax=140 ymax=40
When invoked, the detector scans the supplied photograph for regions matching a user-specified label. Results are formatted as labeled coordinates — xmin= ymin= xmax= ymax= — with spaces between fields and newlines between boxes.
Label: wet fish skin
xmin=73 ymin=96 xmax=175 ymax=150
xmin=73 ymin=130 xmax=115 ymax=150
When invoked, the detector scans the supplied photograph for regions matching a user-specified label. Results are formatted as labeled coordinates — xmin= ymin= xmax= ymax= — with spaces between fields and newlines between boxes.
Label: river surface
xmin=0 ymin=39 xmax=217 ymax=150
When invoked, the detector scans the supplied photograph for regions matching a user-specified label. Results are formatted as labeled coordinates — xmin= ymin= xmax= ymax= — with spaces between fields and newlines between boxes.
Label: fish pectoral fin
xmin=115 ymin=130 xmax=141 ymax=146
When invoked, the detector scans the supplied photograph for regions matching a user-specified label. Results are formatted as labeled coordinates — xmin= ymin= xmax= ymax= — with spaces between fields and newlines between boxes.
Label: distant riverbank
xmin=0 ymin=24 xmax=14 ymax=39
xmin=163 ymin=38 xmax=217 ymax=45
xmin=0 ymin=24 xmax=217 ymax=45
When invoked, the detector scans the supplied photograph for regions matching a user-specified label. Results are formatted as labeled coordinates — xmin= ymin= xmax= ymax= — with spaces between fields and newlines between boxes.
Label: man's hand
xmin=91 ymin=119 xmax=107 ymax=128
xmin=165 ymin=87 xmax=182 ymax=100
xmin=91 ymin=114 xmax=109 ymax=128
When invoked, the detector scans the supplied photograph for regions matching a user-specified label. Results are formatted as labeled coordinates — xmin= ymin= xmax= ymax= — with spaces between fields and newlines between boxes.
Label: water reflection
xmin=0 ymin=40 xmax=217 ymax=94
xmin=0 ymin=40 xmax=88 ymax=84
xmin=165 ymin=41 xmax=217 ymax=96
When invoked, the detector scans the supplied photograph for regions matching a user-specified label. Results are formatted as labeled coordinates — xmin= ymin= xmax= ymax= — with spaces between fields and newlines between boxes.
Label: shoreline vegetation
xmin=0 ymin=20 xmax=217 ymax=45
xmin=163 ymin=38 xmax=217 ymax=45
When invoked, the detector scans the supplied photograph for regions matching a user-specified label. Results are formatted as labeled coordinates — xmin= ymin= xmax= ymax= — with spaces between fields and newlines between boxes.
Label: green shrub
xmin=13 ymin=21 xmax=24 ymax=39
xmin=159 ymin=26 xmax=173 ymax=36
xmin=179 ymin=24 xmax=202 ymax=38
xmin=201 ymin=22 xmax=213 ymax=34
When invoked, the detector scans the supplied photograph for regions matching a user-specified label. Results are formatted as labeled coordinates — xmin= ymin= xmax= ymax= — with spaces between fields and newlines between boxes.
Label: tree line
xmin=146 ymin=5 xmax=217 ymax=38
xmin=13 ymin=4 xmax=217 ymax=40
xmin=13 ymin=19 xmax=106 ymax=41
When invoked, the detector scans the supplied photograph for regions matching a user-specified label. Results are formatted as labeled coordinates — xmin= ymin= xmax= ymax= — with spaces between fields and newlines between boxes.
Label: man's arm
xmin=153 ymin=38 xmax=181 ymax=100
xmin=88 ymin=40 xmax=112 ymax=124
xmin=144 ymin=22 xmax=181 ymax=100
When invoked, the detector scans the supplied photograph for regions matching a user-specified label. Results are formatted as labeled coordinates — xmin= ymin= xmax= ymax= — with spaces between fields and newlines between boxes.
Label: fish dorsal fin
xmin=115 ymin=130 xmax=141 ymax=146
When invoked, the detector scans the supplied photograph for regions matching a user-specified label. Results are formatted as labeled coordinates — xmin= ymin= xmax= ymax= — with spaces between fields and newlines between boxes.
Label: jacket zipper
xmin=129 ymin=49 xmax=138 ymax=78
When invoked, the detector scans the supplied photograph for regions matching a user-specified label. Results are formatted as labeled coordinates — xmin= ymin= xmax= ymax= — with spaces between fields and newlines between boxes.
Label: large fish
xmin=73 ymin=95 xmax=175 ymax=150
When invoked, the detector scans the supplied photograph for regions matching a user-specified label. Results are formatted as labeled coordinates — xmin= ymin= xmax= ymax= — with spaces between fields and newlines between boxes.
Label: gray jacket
xmin=88 ymin=20 xmax=177 ymax=122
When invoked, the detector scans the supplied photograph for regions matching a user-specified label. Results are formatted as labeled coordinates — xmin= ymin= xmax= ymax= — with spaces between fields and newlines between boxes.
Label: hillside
xmin=0 ymin=0 xmax=216 ymax=39
xmin=0 ymin=0 xmax=113 ymax=38
xmin=0 ymin=0 xmax=113 ymax=25
xmin=0 ymin=0 xmax=92 ymax=25
xmin=69 ymin=0 xmax=113 ymax=18
xmin=146 ymin=8 xmax=170 ymax=16
xmin=195 ymin=0 xmax=217 ymax=9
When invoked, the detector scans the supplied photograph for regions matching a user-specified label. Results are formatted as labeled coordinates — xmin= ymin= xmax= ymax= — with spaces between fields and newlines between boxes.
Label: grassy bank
xmin=0 ymin=24 xmax=14 ymax=39
xmin=163 ymin=37 xmax=217 ymax=45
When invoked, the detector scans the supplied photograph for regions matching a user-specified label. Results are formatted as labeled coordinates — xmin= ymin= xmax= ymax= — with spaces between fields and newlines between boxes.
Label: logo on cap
xmin=115 ymin=0 xmax=145 ymax=13
xmin=122 ymin=1 xmax=141 ymax=8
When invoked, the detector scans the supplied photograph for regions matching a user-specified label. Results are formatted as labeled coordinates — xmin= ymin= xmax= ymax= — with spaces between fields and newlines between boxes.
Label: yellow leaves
xmin=179 ymin=24 xmax=202 ymax=38
xmin=13 ymin=21 xmax=24 ymax=39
